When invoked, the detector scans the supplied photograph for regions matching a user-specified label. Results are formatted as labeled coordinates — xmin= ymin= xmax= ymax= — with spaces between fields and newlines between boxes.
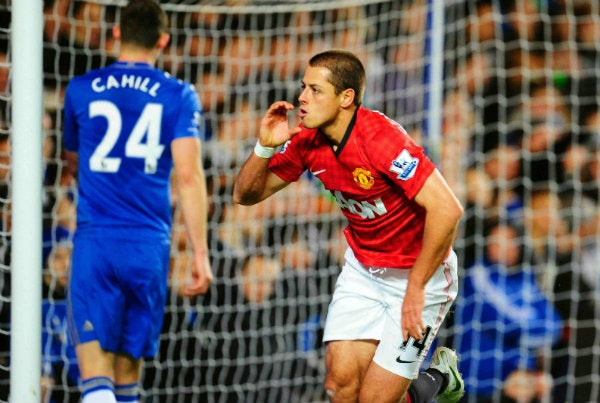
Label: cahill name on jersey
xmin=63 ymin=61 xmax=203 ymax=240
xmin=269 ymin=107 xmax=435 ymax=268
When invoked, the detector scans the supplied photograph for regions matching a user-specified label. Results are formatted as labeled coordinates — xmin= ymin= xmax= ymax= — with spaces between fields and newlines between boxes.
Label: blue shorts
xmin=67 ymin=234 xmax=170 ymax=359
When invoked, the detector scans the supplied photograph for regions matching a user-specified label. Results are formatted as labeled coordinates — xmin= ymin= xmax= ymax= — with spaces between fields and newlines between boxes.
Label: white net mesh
xmin=1 ymin=0 xmax=600 ymax=402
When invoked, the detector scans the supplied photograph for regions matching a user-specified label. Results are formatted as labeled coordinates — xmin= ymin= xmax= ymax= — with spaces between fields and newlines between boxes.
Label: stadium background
xmin=0 ymin=0 xmax=599 ymax=402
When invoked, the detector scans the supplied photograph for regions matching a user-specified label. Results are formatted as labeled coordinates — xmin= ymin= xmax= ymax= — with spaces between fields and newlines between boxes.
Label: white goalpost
xmin=9 ymin=0 xmax=43 ymax=402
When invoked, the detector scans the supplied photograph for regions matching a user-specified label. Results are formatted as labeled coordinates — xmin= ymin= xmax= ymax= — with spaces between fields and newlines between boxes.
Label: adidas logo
xmin=83 ymin=320 xmax=94 ymax=331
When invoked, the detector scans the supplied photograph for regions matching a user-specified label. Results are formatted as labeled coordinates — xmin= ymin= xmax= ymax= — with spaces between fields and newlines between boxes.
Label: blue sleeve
xmin=174 ymin=83 xmax=202 ymax=140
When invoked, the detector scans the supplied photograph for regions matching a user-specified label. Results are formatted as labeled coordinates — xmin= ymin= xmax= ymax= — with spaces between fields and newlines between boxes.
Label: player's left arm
xmin=172 ymin=136 xmax=213 ymax=296
xmin=401 ymin=169 xmax=463 ymax=341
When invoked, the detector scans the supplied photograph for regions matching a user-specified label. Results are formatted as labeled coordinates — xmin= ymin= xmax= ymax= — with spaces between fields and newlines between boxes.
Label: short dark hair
xmin=120 ymin=0 xmax=168 ymax=49
xmin=309 ymin=49 xmax=366 ymax=106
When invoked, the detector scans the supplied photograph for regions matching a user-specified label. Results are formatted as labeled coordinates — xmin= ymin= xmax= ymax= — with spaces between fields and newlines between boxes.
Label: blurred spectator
xmin=553 ymin=130 xmax=596 ymax=195
xmin=195 ymin=253 xmax=314 ymax=403
xmin=0 ymin=51 xmax=9 ymax=98
xmin=0 ymin=132 xmax=9 ymax=186
xmin=511 ymin=79 xmax=571 ymax=136
xmin=543 ymin=1 xmax=584 ymax=77
xmin=453 ymin=220 xmax=563 ymax=402
xmin=42 ymin=108 xmax=76 ymax=267
xmin=523 ymin=188 xmax=573 ymax=292
xmin=43 ymin=0 xmax=117 ymax=96
xmin=378 ymin=0 xmax=435 ymax=128
xmin=561 ymin=191 xmax=600 ymax=304
xmin=140 ymin=167 xmax=240 ymax=403
xmin=483 ymin=143 xmax=524 ymax=226
xmin=502 ymin=0 xmax=543 ymax=44
xmin=203 ymin=93 xmax=263 ymax=196
xmin=523 ymin=188 xmax=598 ymax=402
xmin=440 ymin=88 xmax=473 ymax=200
xmin=464 ymin=0 xmax=498 ymax=48
xmin=572 ymin=2 xmax=600 ymax=79
xmin=42 ymin=238 xmax=80 ymax=403
xmin=460 ymin=166 xmax=495 ymax=270
xmin=140 ymin=248 xmax=213 ymax=403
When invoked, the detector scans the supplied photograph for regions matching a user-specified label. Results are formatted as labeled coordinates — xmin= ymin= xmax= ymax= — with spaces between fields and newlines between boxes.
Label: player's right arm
xmin=172 ymin=136 xmax=213 ymax=296
xmin=233 ymin=101 xmax=301 ymax=205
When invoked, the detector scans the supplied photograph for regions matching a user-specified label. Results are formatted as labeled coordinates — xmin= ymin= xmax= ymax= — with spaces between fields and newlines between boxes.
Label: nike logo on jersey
xmin=396 ymin=357 xmax=416 ymax=364
xmin=310 ymin=169 xmax=326 ymax=176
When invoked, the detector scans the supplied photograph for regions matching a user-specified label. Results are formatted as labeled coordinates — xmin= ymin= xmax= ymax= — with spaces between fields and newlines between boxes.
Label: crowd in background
xmin=0 ymin=0 xmax=599 ymax=402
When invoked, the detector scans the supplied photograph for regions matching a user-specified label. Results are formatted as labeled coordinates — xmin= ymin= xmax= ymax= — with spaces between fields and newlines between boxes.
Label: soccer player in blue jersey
xmin=62 ymin=1 xmax=213 ymax=402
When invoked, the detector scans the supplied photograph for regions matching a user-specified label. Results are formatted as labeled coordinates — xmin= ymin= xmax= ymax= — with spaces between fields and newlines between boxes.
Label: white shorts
xmin=323 ymin=248 xmax=458 ymax=379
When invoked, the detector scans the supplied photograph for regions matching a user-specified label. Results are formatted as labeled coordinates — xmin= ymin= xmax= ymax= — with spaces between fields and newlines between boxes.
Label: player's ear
xmin=157 ymin=32 xmax=170 ymax=50
xmin=340 ymin=88 xmax=355 ymax=108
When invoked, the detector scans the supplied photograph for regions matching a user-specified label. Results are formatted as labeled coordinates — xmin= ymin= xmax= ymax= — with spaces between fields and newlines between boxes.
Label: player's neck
xmin=118 ymin=45 xmax=159 ymax=66
xmin=321 ymin=106 xmax=358 ymax=146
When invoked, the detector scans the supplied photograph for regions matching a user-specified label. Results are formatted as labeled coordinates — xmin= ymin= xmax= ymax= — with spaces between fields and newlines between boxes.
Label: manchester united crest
xmin=353 ymin=167 xmax=374 ymax=189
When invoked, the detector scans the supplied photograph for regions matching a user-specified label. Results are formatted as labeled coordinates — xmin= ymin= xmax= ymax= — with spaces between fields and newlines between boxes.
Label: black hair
xmin=120 ymin=0 xmax=168 ymax=49
xmin=309 ymin=49 xmax=366 ymax=106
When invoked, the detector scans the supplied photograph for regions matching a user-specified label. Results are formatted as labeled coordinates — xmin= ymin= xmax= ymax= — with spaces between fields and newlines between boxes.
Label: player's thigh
xmin=325 ymin=340 xmax=377 ymax=390
xmin=69 ymin=236 xmax=169 ymax=358
xmin=323 ymin=253 xmax=388 ymax=343
xmin=68 ymin=236 xmax=122 ymax=349
xmin=360 ymin=362 xmax=412 ymax=403
xmin=118 ymin=239 xmax=170 ymax=358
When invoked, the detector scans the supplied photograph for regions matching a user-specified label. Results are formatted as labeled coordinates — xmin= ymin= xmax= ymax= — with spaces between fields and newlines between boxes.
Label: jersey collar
xmin=112 ymin=61 xmax=153 ymax=69
xmin=332 ymin=106 xmax=359 ymax=157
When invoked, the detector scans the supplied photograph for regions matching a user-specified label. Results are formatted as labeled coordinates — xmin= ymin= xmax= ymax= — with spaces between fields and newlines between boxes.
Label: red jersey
xmin=269 ymin=107 xmax=436 ymax=268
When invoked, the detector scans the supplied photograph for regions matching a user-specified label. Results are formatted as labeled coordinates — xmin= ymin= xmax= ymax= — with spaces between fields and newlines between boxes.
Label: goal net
xmin=2 ymin=0 xmax=600 ymax=402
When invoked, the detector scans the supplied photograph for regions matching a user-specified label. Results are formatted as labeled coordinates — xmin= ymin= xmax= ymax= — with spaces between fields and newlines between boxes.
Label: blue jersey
xmin=63 ymin=61 xmax=202 ymax=241
xmin=454 ymin=262 xmax=563 ymax=397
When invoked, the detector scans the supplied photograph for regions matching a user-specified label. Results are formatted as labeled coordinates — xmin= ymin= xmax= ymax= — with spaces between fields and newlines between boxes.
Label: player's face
xmin=298 ymin=66 xmax=343 ymax=130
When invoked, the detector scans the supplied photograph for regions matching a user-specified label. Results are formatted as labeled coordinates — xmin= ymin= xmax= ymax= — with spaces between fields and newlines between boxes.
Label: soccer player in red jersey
xmin=233 ymin=49 xmax=464 ymax=403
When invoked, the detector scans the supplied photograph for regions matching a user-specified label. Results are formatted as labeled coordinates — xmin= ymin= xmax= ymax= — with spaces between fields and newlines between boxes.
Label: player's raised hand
xmin=258 ymin=101 xmax=302 ymax=148
xmin=184 ymin=251 xmax=213 ymax=296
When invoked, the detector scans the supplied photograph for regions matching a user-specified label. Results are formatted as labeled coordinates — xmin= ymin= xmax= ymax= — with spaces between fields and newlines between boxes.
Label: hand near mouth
xmin=258 ymin=101 xmax=302 ymax=148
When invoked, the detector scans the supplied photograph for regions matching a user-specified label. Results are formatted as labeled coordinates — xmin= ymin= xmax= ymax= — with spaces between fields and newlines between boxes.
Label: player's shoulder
xmin=157 ymin=69 xmax=195 ymax=90
xmin=66 ymin=65 xmax=104 ymax=86
xmin=290 ymin=125 xmax=321 ymax=146
xmin=65 ymin=64 xmax=115 ymax=93
xmin=64 ymin=67 xmax=105 ymax=101
xmin=358 ymin=107 xmax=408 ymax=134
xmin=68 ymin=63 xmax=191 ymax=87
xmin=156 ymin=70 xmax=199 ymax=101
xmin=355 ymin=107 xmax=410 ymax=145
